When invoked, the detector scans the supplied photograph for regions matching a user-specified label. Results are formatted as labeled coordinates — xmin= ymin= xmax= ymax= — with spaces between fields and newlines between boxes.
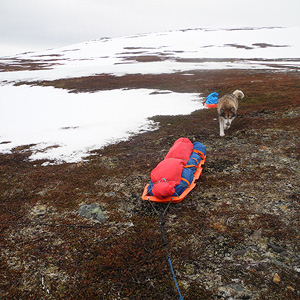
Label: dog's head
xmin=219 ymin=107 xmax=236 ymax=129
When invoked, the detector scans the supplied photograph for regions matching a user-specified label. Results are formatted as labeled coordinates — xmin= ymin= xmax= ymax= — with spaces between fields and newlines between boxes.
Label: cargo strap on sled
xmin=149 ymin=200 xmax=184 ymax=300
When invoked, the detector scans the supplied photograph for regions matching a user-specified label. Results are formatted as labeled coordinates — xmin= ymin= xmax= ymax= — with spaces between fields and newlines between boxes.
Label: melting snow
xmin=0 ymin=27 xmax=299 ymax=163
xmin=0 ymin=85 xmax=201 ymax=163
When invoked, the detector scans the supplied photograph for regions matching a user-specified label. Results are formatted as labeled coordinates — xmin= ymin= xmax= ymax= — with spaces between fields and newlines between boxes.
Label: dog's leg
xmin=219 ymin=117 xmax=225 ymax=137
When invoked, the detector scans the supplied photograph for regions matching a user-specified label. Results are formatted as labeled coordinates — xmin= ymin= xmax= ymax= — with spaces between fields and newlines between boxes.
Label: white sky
xmin=0 ymin=0 xmax=300 ymax=57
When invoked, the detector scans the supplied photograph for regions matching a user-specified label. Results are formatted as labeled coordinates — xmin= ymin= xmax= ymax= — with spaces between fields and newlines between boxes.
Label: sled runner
xmin=142 ymin=137 xmax=206 ymax=203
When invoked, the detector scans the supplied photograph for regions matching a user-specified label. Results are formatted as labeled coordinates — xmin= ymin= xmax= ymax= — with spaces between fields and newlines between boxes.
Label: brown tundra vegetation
xmin=1 ymin=68 xmax=300 ymax=299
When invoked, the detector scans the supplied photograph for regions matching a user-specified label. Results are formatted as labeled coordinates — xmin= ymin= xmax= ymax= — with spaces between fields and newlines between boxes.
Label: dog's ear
xmin=230 ymin=107 xmax=236 ymax=117
xmin=220 ymin=109 xmax=225 ymax=117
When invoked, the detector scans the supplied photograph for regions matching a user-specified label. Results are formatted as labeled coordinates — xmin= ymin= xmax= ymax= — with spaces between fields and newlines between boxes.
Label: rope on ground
xmin=149 ymin=199 xmax=184 ymax=300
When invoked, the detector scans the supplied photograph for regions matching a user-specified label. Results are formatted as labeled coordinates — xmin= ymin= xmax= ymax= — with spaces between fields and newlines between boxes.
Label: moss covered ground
xmin=1 ymin=69 xmax=300 ymax=299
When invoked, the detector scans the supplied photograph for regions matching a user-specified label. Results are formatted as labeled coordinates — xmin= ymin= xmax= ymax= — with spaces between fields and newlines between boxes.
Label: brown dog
xmin=217 ymin=90 xmax=244 ymax=136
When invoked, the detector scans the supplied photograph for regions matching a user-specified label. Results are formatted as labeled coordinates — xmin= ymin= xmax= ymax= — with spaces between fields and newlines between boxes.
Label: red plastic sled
xmin=205 ymin=103 xmax=218 ymax=108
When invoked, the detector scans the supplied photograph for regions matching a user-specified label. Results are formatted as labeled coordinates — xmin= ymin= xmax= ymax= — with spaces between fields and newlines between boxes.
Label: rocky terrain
xmin=0 ymin=69 xmax=300 ymax=299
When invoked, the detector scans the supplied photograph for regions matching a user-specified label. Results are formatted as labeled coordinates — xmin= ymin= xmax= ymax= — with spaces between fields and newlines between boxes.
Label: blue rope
xmin=167 ymin=256 xmax=184 ymax=300
xmin=149 ymin=200 xmax=184 ymax=299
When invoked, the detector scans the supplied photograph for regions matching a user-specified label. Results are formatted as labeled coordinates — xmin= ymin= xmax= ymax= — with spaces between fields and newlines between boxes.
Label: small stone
xmin=232 ymin=249 xmax=247 ymax=256
xmin=78 ymin=203 xmax=106 ymax=223
xmin=228 ymin=283 xmax=244 ymax=293
xmin=287 ymin=286 xmax=295 ymax=292
xmin=105 ymin=191 xmax=116 ymax=197
xmin=268 ymin=243 xmax=286 ymax=253
xmin=273 ymin=273 xmax=281 ymax=283
xmin=30 ymin=204 xmax=48 ymax=218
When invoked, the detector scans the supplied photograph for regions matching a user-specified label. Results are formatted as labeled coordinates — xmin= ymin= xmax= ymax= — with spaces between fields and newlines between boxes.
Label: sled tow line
xmin=149 ymin=199 xmax=184 ymax=300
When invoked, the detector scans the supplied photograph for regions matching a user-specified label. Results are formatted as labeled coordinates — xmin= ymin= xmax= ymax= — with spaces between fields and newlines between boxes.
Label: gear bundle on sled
xmin=142 ymin=137 xmax=206 ymax=203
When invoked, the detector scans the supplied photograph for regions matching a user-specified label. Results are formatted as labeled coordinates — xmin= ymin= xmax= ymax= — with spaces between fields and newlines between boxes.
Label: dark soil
xmin=1 ymin=69 xmax=300 ymax=299
xmin=0 ymin=57 xmax=62 ymax=72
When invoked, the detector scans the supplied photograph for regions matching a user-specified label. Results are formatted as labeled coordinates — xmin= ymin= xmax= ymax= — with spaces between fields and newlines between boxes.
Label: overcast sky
xmin=0 ymin=0 xmax=300 ymax=57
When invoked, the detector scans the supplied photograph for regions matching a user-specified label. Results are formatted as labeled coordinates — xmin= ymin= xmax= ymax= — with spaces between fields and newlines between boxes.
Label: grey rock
xmin=232 ymin=249 xmax=247 ymax=256
xmin=228 ymin=283 xmax=244 ymax=293
xmin=267 ymin=243 xmax=286 ymax=253
xmin=78 ymin=203 xmax=106 ymax=223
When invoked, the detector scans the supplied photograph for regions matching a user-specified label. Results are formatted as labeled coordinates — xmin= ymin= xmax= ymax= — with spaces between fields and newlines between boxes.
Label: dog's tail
xmin=233 ymin=90 xmax=244 ymax=99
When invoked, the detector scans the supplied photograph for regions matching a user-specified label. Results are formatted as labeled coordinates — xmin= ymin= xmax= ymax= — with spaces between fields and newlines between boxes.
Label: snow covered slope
xmin=1 ymin=27 xmax=300 ymax=81
xmin=0 ymin=27 xmax=299 ymax=163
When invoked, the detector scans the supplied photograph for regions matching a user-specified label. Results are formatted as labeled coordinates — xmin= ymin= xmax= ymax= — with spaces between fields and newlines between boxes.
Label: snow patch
xmin=0 ymin=84 xmax=202 ymax=163
xmin=0 ymin=27 xmax=299 ymax=163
